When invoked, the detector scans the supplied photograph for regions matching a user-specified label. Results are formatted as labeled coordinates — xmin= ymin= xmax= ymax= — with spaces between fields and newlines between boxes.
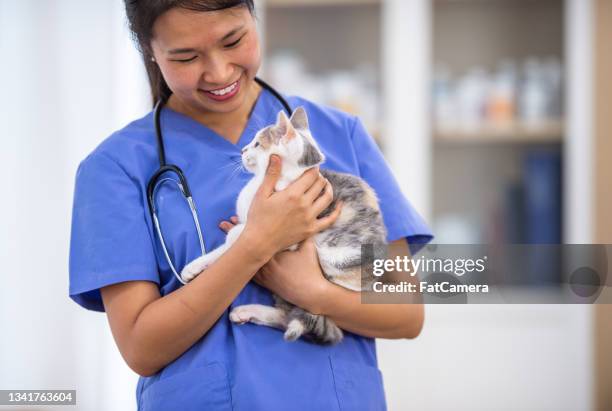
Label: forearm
xmin=316 ymin=239 xmax=423 ymax=339
xmin=316 ymin=283 xmax=424 ymax=340
xmin=130 ymin=235 xmax=270 ymax=376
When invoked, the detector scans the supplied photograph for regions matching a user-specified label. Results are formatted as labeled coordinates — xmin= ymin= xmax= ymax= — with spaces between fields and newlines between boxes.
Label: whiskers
xmin=219 ymin=156 xmax=248 ymax=182
xmin=218 ymin=111 xmax=271 ymax=183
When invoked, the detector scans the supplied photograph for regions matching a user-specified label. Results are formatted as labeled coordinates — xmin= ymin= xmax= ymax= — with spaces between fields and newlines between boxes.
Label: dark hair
xmin=124 ymin=0 xmax=255 ymax=106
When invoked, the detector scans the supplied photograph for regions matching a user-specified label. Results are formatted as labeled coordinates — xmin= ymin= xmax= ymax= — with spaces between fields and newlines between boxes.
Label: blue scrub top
xmin=69 ymin=88 xmax=433 ymax=411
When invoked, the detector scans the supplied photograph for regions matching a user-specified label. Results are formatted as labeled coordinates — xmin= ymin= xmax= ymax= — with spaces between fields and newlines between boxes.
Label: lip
xmin=200 ymin=77 xmax=241 ymax=102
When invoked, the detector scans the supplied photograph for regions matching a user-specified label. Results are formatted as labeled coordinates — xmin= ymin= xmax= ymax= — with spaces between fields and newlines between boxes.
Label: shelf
xmin=433 ymin=120 xmax=564 ymax=145
xmin=266 ymin=0 xmax=379 ymax=7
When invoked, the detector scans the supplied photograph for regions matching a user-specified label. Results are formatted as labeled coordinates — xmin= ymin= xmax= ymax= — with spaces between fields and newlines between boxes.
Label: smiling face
xmin=150 ymin=6 xmax=261 ymax=117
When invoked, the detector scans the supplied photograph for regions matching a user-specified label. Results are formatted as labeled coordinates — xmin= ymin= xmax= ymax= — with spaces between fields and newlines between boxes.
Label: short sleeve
xmin=349 ymin=117 xmax=434 ymax=255
xmin=69 ymin=152 xmax=160 ymax=312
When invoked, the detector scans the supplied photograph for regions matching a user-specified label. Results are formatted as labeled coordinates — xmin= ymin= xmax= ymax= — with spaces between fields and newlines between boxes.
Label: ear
xmin=275 ymin=110 xmax=287 ymax=132
xmin=276 ymin=109 xmax=296 ymax=143
xmin=290 ymin=106 xmax=309 ymax=130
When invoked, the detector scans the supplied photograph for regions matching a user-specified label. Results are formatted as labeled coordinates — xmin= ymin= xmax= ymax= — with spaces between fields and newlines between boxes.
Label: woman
xmin=68 ymin=1 xmax=433 ymax=410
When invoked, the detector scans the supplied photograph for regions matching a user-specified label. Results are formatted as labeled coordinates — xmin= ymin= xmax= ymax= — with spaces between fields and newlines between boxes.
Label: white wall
xmin=382 ymin=0 xmax=432 ymax=221
xmin=0 ymin=1 xmax=148 ymax=409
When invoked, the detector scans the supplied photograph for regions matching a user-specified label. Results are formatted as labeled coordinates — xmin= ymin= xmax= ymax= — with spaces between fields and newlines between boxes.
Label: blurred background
xmin=1 ymin=0 xmax=610 ymax=409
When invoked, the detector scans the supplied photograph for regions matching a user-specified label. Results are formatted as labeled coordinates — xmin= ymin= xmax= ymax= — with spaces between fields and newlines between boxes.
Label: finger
xmin=311 ymin=181 xmax=335 ymax=215
xmin=256 ymin=155 xmax=282 ymax=198
xmin=254 ymin=269 xmax=274 ymax=289
xmin=314 ymin=201 xmax=343 ymax=232
xmin=298 ymin=237 xmax=316 ymax=252
xmin=219 ymin=221 xmax=234 ymax=233
xmin=304 ymin=174 xmax=327 ymax=203
xmin=252 ymin=273 xmax=264 ymax=287
xmin=303 ymin=237 xmax=315 ymax=246
xmin=264 ymin=256 xmax=281 ymax=271
xmin=287 ymin=166 xmax=320 ymax=195
xmin=230 ymin=216 xmax=238 ymax=224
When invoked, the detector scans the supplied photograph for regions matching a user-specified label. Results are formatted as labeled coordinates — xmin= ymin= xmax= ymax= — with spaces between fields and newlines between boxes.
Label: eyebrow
xmin=168 ymin=25 xmax=245 ymax=55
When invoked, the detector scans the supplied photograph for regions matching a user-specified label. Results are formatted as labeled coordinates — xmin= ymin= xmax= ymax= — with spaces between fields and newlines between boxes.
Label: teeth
xmin=209 ymin=82 xmax=237 ymax=96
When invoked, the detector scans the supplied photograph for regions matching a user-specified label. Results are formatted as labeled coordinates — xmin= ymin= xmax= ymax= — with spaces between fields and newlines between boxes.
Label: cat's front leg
xmin=229 ymin=304 xmax=288 ymax=330
xmin=180 ymin=249 xmax=222 ymax=282
xmin=180 ymin=224 xmax=246 ymax=283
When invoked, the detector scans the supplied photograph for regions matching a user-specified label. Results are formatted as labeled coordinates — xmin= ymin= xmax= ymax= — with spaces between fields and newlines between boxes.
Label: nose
xmin=202 ymin=52 xmax=233 ymax=85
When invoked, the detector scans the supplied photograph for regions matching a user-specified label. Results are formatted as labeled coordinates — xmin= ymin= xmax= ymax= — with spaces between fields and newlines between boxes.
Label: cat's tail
xmin=284 ymin=307 xmax=343 ymax=345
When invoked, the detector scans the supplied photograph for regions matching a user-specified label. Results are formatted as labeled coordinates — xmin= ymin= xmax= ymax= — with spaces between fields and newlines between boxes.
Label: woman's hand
xmin=240 ymin=155 xmax=342 ymax=260
xmin=253 ymin=238 xmax=330 ymax=313
xmin=220 ymin=220 xmax=330 ymax=313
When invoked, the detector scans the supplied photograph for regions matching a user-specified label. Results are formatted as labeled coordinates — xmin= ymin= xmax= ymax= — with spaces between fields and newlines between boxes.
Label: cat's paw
xmin=283 ymin=319 xmax=305 ymax=341
xmin=324 ymin=324 xmax=344 ymax=345
xmin=229 ymin=306 xmax=255 ymax=324
xmin=180 ymin=256 xmax=211 ymax=283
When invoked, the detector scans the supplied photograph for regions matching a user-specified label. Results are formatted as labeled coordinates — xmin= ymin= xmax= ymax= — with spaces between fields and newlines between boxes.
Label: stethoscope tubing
xmin=147 ymin=77 xmax=292 ymax=284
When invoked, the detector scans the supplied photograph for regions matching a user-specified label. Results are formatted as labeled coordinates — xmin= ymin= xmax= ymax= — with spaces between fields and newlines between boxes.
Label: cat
xmin=181 ymin=106 xmax=387 ymax=344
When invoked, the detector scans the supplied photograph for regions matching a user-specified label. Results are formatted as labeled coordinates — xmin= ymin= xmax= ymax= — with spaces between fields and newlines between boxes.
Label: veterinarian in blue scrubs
xmin=69 ymin=1 xmax=433 ymax=410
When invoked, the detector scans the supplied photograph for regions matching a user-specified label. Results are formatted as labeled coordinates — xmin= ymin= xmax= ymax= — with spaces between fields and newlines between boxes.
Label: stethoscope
xmin=147 ymin=77 xmax=293 ymax=285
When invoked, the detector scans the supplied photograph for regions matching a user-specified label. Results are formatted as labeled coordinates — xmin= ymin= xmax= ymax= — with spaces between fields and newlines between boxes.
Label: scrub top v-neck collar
xmin=158 ymin=87 xmax=276 ymax=154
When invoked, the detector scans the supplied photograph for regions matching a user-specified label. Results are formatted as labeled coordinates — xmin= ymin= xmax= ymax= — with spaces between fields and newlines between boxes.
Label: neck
xmin=167 ymin=80 xmax=262 ymax=137
xmin=274 ymin=163 xmax=312 ymax=191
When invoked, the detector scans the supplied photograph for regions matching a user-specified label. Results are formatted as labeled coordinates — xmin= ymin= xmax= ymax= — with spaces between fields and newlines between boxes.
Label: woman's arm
xmin=101 ymin=156 xmax=341 ymax=377
xmin=101 ymin=233 xmax=269 ymax=377
xmin=313 ymin=238 xmax=424 ymax=339
xmin=250 ymin=238 xmax=424 ymax=340
xmin=315 ymin=288 xmax=423 ymax=339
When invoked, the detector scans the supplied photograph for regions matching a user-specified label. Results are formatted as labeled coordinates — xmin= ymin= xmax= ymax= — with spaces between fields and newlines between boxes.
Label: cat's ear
xmin=290 ymin=106 xmax=309 ymax=130
xmin=276 ymin=110 xmax=289 ymax=133
xmin=276 ymin=109 xmax=296 ymax=142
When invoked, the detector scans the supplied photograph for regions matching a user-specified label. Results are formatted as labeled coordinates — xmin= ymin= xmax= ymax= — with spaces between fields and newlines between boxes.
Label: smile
xmin=207 ymin=81 xmax=238 ymax=96
xmin=202 ymin=78 xmax=241 ymax=102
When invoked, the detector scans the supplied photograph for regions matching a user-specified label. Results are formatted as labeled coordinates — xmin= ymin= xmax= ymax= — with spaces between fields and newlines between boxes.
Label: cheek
xmin=236 ymin=35 xmax=261 ymax=76
xmin=157 ymin=63 xmax=199 ymax=93
xmin=283 ymin=140 xmax=301 ymax=158
xmin=257 ymin=152 xmax=270 ymax=172
xmin=275 ymin=144 xmax=287 ymax=157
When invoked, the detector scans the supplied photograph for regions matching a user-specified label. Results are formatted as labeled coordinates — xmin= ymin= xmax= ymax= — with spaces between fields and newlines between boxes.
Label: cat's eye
xmin=254 ymin=142 xmax=260 ymax=148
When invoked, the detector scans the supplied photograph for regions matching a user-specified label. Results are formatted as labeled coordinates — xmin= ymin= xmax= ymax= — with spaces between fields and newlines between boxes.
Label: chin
xmin=194 ymin=93 xmax=245 ymax=114
xmin=242 ymin=160 xmax=256 ymax=174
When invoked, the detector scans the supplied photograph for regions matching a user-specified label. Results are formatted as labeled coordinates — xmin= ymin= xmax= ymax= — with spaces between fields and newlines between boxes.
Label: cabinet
xmin=261 ymin=0 xmax=383 ymax=141
xmin=432 ymin=0 xmax=565 ymax=247
xmin=260 ymin=1 xmax=593 ymax=410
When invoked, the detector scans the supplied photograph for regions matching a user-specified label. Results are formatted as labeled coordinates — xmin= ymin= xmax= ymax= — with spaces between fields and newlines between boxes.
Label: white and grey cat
xmin=181 ymin=107 xmax=387 ymax=344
